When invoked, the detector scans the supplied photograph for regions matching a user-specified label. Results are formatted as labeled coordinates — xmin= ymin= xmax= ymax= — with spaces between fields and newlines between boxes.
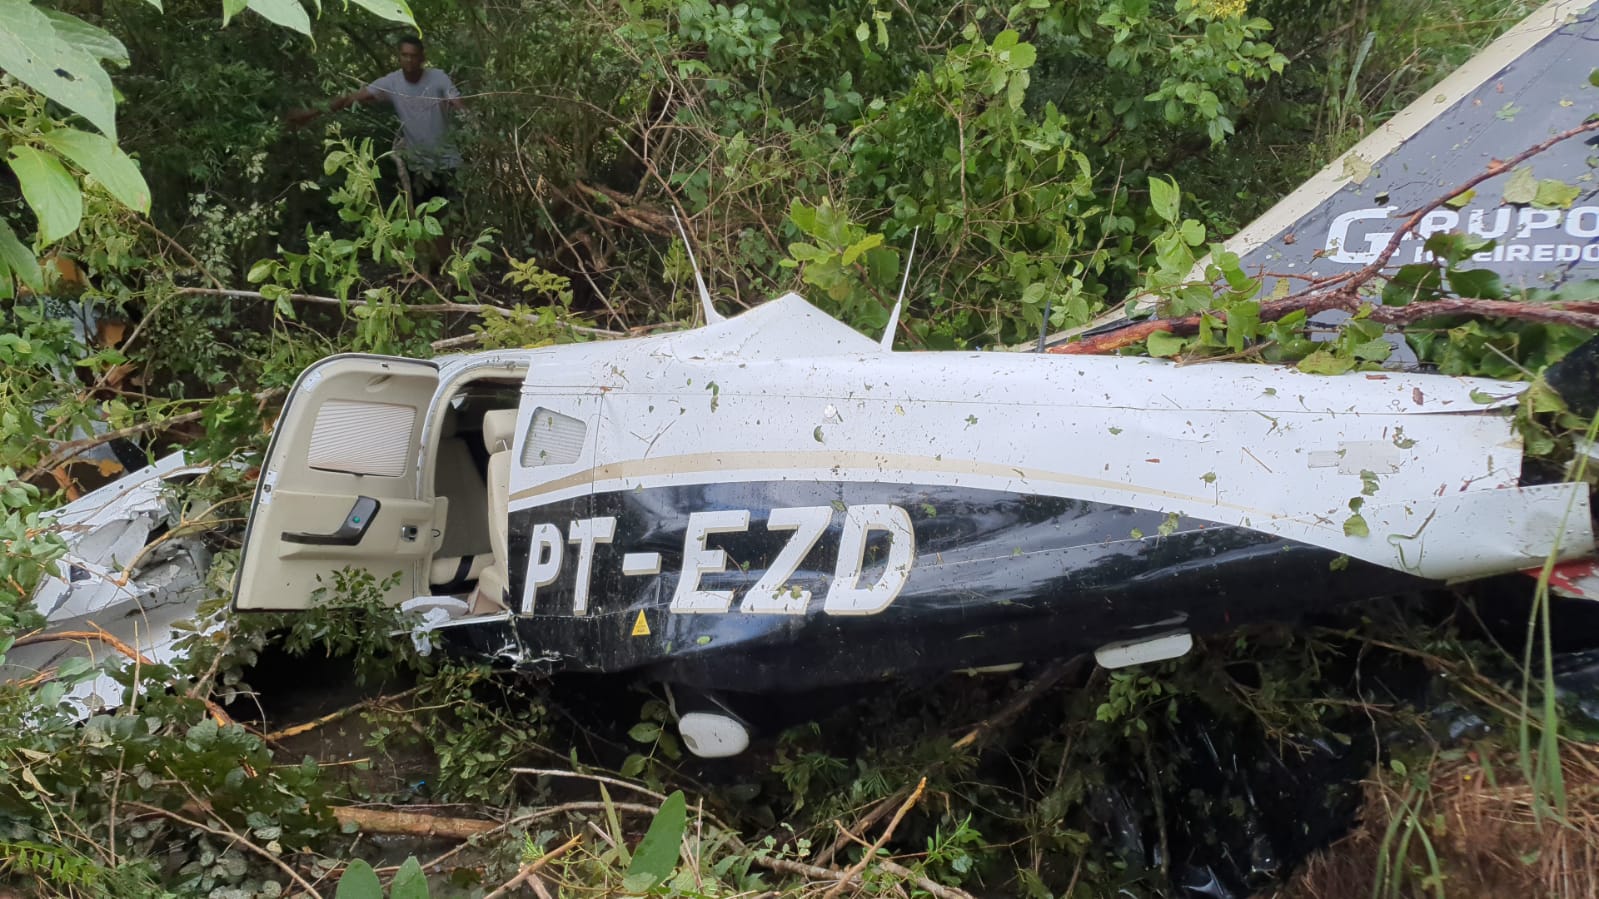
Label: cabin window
xmin=306 ymin=399 xmax=415 ymax=477
xmin=521 ymin=408 xmax=585 ymax=467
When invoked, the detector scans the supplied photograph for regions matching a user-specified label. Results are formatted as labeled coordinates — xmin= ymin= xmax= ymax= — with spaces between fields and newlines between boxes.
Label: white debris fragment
xmin=6 ymin=451 xmax=217 ymax=718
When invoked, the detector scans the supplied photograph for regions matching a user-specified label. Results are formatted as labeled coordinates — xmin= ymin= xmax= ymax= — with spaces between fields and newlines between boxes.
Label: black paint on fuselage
xmin=444 ymin=482 xmax=1425 ymax=693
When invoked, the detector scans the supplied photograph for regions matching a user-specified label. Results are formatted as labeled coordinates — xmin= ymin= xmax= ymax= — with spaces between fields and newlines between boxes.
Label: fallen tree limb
xmin=262 ymin=685 xmax=422 ymax=742
xmin=22 ymin=388 xmax=283 ymax=481
xmin=1052 ymin=291 xmax=1599 ymax=356
xmin=13 ymin=625 xmax=237 ymax=728
xmin=822 ymin=777 xmax=927 ymax=899
xmin=330 ymin=806 xmax=498 ymax=840
xmin=175 ymin=287 xmax=624 ymax=338
xmin=819 ymin=658 xmax=1082 ymax=866
xmin=127 ymin=801 xmax=324 ymax=899
xmin=1055 ymin=117 xmax=1599 ymax=357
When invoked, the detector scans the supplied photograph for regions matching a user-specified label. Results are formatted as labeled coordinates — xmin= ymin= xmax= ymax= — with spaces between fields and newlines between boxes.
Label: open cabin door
xmin=235 ymin=355 xmax=440 ymax=610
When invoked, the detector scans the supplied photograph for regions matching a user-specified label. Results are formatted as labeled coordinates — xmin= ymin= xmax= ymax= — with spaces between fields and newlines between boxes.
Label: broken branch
xmin=481 ymin=833 xmax=583 ymax=899
xmin=13 ymin=625 xmax=237 ymax=727
xmin=821 ymin=777 xmax=928 ymax=899
xmin=127 ymin=801 xmax=323 ymax=899
xmin=330 ymin=806 xmax=498 ymax=840
xmin=1054 ymin=117 xmax=1599 ymax=357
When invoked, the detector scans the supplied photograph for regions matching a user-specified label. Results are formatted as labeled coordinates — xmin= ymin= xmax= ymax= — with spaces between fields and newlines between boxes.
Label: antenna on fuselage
xmin=880 ymin=227 xmax=918 ymax=351
xmin=672 ymin=208 xmax=724 ymax=325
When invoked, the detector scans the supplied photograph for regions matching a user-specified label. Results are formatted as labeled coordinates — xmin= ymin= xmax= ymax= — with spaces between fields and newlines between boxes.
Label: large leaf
xmin=0 ymin=219 xmax=42 ymax=294
xmin=41 ymin=128 xmax=149 ymax=212
xmin=8 ymin=146 xmax=83 ymax=243
xmin=0 ymin=0 xmax=119 ymax=137
xmin=347 ymin=0 xmax=415 ymax=26
xmin=244 ymin=0 xmax=310 ymax=34
xmin=1148 ymin=176 xmax=1179 ymax=223
xmin=1501 ymin=166 xmax=1536 ymax=205
xmin=1447 ymin=268 xmax=1503 ymax=299
xmin=334 ymin=859 xmax=383 ymax=899
xmin=40 ymin=10 xmax=128 ymax=67
xmin=389 ymin=857 xmax=429 ymax=899
xmin=624 ymin=790 xmax=687 ymax=890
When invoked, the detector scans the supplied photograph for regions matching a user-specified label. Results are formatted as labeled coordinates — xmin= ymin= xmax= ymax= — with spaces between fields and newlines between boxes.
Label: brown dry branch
xmin=173 ymin=287 xmax=625 ymax=337
xmin=481 ymin=833 xmax=583 ymax=899
xmin=819 ymin=658 xmax=1081 ymax=866
xmin=12 ymin=625 xmax=237 ymax=728
xmin=330 ymin=806 xmax=498 ymax=840
xmin=262 ymin=685 xmax=423 ymax=742
xmin=126 ymin=801 xmax=324 ymax=899
xmin=821 ymin=777 xmax=928 ymax=899
xmin=1054 ymin=118 xmax=1599 ymax=357
xmin=21 ymin=388 xmax=283 ymax=482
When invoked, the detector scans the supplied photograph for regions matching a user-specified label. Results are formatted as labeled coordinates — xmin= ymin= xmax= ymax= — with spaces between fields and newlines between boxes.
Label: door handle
xmin=282 ymin=496 xmax=381 ymax=546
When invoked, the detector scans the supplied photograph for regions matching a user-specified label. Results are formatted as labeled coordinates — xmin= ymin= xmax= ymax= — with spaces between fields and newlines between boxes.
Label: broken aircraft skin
xmin=232 ymin=290 xmax=1599 ymax=755
xmin=10 ymin=452 xmax=216 ymax=717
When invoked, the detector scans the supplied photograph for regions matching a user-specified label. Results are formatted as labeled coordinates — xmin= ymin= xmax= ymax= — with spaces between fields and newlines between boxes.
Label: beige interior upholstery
xmin=433 ymin=436 xmax=490 ymax=558
xmin=475 ymin=409 xmax=518 ymax=609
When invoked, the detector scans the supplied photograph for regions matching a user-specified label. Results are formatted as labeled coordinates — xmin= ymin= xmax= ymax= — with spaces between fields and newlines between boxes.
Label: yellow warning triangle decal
xmin=631 ymin=610 xmax=651 ymax=637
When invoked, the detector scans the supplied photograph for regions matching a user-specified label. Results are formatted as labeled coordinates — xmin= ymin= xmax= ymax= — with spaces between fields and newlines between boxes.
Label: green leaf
xmin=0 ymin=219 xmax=41 ymax=293
xmin=40 ymin=128 xmax=150 ymax=213
xmin=626 ymin=791 xmax=687 ymax=889
xmin=390 ymin=857 xmax=429 ymax=899
xmin=334 ymin=860 xmax=383 ymax=899
xmin=346 ymin=0 xmax=415 ymax=24
xmin=1591 ymin=68 xmax=1599 ymax=88
xmin=8 ymin=146 xmax=83 ymax=243
xmin=1447 ymin=268 xmax=1503 ymax=299
xmin=222 ymin=0 xmax=247 ymax=24
xmin=1423 ymin=232 xmax=1492 ymax=267
xmin=1179 ymin=219 xmax=1205 ymax=246
xmin=1533 ymin=178 xmax=1581 ymax=209
xmin=1297 ymin=349 xmax=1355 ymax=375
xmin=1008 ymin=42 xmax=1037 ymax=69
xmin=1382 ymin=263 xmax=1441 ymax=306
xmin=244 ymin=0 xmax=310 ymax=33
xmin=841 ymin=233 xmax=882 ymax=266
xmin=1502 ymin=166 xmax=1537 ymax=205
xmin=628 ymin=722 xmax=661 ymax=743
xmin=1148 ymin=176 xmax=1179 ymax=223
xmin=1342 ymin=513 xmax=1369 ymax=538
xmin=40 ymin=9 xmax=128 ymax=66
xmin=56 ymin=656 xmax=94 ymax=679
xmin=1443 ymin=188 xmax=1475 ymax=209
xmin=1145 ymin=329 xmax=1187 ymax=357
xmin=0 ymin=0 xmax=120 ymax=137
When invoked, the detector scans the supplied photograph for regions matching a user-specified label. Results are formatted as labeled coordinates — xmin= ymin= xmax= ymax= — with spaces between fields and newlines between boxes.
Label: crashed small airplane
xmin=225 ymin=0 xmax=1599 ymax=758
xmin=20 ymin=0 xmax=1595 ymax=756
xmin=229 ymin=293 xmax=1597 ymax=757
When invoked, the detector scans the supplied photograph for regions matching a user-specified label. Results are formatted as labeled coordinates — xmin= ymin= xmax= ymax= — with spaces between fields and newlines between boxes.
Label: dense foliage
xmin=3 ymin=0 xmax=1597 ymax=895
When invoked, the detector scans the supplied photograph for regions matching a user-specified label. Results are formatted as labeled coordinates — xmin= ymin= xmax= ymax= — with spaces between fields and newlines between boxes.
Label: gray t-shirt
xmin=367 ymin=67 xmax=462 ymax=172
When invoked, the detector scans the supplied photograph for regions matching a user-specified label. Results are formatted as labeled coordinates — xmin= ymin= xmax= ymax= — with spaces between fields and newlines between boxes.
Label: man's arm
xmin=438 ymin=70 xmax=464 ymax=112
xmin=287 ymin=85 xmax=381 ymax=128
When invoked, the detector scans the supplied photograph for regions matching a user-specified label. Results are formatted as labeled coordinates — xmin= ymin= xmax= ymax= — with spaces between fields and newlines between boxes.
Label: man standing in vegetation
xmin=291 ymin=36 xmax=464 ymax=210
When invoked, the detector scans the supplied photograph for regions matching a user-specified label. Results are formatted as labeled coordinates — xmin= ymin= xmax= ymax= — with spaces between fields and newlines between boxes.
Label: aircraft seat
xmin=475 ymin=408 xmax=518 ymax=611
xmin=428 ymin=435 xmax=492 ymax=593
